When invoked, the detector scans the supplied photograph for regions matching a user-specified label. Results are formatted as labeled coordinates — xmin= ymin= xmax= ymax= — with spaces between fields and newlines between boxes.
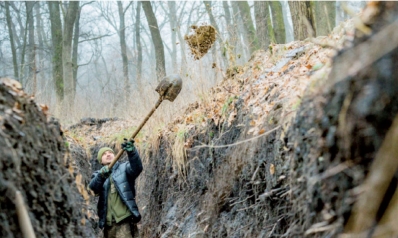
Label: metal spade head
xmin=155 ymin=74 xmax=183 ymax=102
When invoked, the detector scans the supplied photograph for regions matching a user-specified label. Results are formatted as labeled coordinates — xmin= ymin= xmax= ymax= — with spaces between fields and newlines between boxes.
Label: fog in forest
xmin=0 ymin=1 xmax=365 ymax=126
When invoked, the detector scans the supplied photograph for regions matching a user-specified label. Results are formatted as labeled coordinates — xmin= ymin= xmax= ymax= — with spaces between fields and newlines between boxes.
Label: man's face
xmin=101 ymin=150 xmax=115 ymax=165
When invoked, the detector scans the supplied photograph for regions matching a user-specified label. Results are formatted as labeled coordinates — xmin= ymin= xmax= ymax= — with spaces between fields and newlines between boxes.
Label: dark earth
xmin=1 ymin=2 xmax=398 ymax=238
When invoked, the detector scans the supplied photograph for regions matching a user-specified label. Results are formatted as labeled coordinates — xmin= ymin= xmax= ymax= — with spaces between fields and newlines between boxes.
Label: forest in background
xmin=0 ymin=1 xmax=365 ymax=127
xmin=3 ymin=1 xmax=398 ymax=237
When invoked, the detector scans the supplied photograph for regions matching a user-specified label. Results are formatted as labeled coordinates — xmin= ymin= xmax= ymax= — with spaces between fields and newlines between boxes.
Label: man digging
xmin=88 ymin=74 xmax=182 ymax=237
xmin=89 ymin=139 xmax=143 ymax=238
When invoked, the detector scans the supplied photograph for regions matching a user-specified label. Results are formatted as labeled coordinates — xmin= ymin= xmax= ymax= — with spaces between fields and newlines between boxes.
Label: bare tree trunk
xmin=167 ymin=1 xmax=177 ymax=72
xmin=254 ymin=1 xmax=269 ymax=49
xmin=222 ymin=1 xmax=232 ymax=39
xmin=72 ymin=6 xmax=81 ymax=100
xmin=313 ymin=1 xmax=336 ymax=36
xmin=203 ymin=1 xmax=228 ymax=68
xmin=135 ymin=2 xmax=143 ymax=85
xmin=35 ymin=2 xmax=46 ymax=89
xmin=20 ymin=8 xmax=29 ymax=85
xmin=288 ymin=1 xmax=315 ymax=40
xmin=25 ymin=1 xmax=36 ymax=94
xmin=236 ymin=1 xmax=259 ymax=54
xmin=270 ymin=1 xmax=286 ymax=43
xmin=117 ymin=1 xmax=129 ymax=105
xmin=62 ymin=1 xmax=79 ymax=110
xmin=177 ymin=2 xmax=194 ymax=71
xmin=5 ymin=1 xmax=19 ymax=79
xmin=231 ymin=1 xmax=249 ymax=62
xmin=222 ymin=1 xmax=238 ymax=65
xmin=142 ymin=1 xmax=166 ymax=81
xmin=48 ymin=1 xmax=64 ymax=104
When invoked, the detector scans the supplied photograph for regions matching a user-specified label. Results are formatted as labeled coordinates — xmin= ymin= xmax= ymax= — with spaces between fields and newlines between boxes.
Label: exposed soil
xmin=0 ymin=78 xmax=94 ymax=237
xmin=185 ymin=24 xmax=217 ymax=60
xmin=2 ymin=2 xmax=398 ymax=238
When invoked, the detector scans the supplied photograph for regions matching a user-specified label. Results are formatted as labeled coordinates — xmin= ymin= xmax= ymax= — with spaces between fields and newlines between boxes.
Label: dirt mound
xmin=0 ymin=78 xmax=94 ymax=237
xmin=184 ymin=24 xmax=217 ymax=60
xmin=137 ymin=22 xmax=349 ymax=238
xmin=65 ymin=3 xmax=398 ymax=238
xmin=289 ymin=2 xmax=398 ymax=236
xmin=133 ymin=2 xmax=398 ymax=238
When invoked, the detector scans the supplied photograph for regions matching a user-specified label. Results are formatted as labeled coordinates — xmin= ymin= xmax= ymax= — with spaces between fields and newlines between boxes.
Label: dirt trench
xmin=136 ymin=2 xmax=398 ymax=237
xmin=0 ymin=79 xmax=94 ymax=237
xmin=2 ymin=2 xmax=398 ymax=238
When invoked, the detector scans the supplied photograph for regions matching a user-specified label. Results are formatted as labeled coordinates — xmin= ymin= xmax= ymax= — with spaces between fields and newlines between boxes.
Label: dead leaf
xmin=227 ymin=109 xmax=237 ymax=127
xmin=270 ymin=164 xmax=275 ymax=175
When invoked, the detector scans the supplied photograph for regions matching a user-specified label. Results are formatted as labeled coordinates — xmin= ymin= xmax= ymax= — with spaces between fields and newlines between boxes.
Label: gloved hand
xmin=100 ymin=166 xmax=110 ymax=178
xmin=121 ymin=138 xmax=135 ymax=153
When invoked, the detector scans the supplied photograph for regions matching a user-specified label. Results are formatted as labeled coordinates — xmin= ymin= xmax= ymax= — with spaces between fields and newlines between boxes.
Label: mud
xmin=289 ymin=3 xmax=398 ymax=235
xmin=4 ymin=2 xmax=396 ymax=238
xmin=135 ymin=2 xmax=398 ymax=238
xmin=185 ymin=25 xmax=217 ymax=60
xmin=0 ymin=78 xmax=94 ymax=237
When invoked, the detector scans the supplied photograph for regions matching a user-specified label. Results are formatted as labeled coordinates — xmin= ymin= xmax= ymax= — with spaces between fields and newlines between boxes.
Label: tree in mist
xmin=222 ymin=1 xmax=242 ymax=65
xmin=135 ymin=2 xmax=143 ymax=84
xmin=62 ymin=1 xmax=80 ymax=108
xmin=141 ymin=1 xmax=166 ymax=81
xmin=236 ymin=1 xmax=259 ymax=54
xmin=25 ymin=1 xmax=36 ymax=93
xmin=5 ymin=1 xmax=19 ymax=79
xmin=254 ymin=1 xmax=269 ymax=49
xmin=203 ymin=1 xmax=228 ymax=68
xmin=117 ymin=1 xmax=130 ymax=105
xmin=269 ymin=1 xmax=286 ymax=44
xmin=35 ymin=2 xmax=46 ymax=87
xmin=313 ymin=1 xmax=336 ymax=36
xmin=289 ymin=1 xmax=315 ymax=40
xmin=0 ymin=0 xmax=362 ymax=124
xmin=167 ymin=1 xmax=178 ymax=71
xmin=231 ymin=1 xmax=249 ymax=61
xmin=72 ymin=5 xmax=81 ymax=99
xmin=48 ymin=1 xmax=64 ymax=104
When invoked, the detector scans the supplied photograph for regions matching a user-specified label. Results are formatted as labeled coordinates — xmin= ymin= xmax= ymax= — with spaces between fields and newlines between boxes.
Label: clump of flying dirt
xmin=0 ymin=78 xmax=94 ymax=237
xmin=184 ymin=24 xmax=217 ymax=60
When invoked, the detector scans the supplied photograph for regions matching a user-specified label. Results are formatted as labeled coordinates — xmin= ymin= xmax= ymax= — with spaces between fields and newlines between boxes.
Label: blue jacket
xmin=89 ymin=150 xmax=143 ymax=229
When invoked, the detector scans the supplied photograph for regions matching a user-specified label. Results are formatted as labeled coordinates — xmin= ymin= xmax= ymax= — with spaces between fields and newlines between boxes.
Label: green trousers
xmin=103 ymin=218 xmax=139 ymax=238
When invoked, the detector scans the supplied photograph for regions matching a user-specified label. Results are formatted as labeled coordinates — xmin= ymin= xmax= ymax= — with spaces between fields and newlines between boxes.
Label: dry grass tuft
xmin=170 ymin=125 xmax=188 ymax=178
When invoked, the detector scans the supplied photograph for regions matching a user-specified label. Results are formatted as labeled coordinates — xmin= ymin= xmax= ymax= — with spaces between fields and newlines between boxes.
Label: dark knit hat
xmin=97 ymin=147 xmax=114 ymax=164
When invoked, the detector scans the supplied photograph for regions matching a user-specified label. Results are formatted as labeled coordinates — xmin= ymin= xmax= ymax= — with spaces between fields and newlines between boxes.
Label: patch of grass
xmin=222 ymin=96 xmax=237 ymax=116
xmin=108 ymin=126 xmax=142 ymax=144
xmin=172 ymin=126 xmax=187 ymax=178
xmin=209 ymin=130 xmax=214 ymax=139
xmin=291 ymin=98 xmax=302 ymax=111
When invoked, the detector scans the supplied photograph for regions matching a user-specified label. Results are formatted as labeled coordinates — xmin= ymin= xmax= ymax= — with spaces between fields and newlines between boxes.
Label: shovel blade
xmin=155 ymin=74 xmax=182 ymax=102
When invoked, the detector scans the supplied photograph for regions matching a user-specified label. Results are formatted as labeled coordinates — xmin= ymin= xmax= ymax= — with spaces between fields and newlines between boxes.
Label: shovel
xmin=108 ymin=74 xmax=182 ymax=169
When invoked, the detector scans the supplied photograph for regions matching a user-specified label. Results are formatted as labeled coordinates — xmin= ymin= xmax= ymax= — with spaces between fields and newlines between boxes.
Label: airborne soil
xmin=1 ymin=2 xmax=398 ymax=238
xmin=185 ymin=24 xmax=217 ymax=60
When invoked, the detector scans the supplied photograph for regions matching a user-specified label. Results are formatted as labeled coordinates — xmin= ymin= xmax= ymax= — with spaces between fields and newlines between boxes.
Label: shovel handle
xmin=108 ymin=97 xmax=164 ymax=169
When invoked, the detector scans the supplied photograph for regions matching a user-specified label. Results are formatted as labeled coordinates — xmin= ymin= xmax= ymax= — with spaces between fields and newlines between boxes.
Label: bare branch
xmin=78 ymin=33 xmax=114 ymax=44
